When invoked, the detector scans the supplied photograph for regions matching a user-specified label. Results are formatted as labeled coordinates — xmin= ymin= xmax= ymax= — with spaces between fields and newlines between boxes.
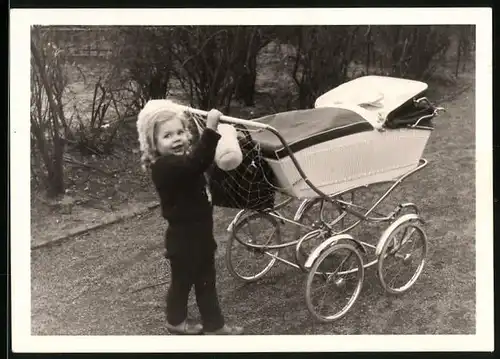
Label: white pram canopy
xmin=315 ymin=75 xmax=429 ymax=122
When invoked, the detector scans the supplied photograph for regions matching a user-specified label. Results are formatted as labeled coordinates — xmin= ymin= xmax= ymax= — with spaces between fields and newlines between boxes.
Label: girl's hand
xmin=206 ymin=109 xmax=223 ymax=130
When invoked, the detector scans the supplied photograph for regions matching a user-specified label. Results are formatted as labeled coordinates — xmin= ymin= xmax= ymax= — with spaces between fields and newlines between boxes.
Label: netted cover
xmin=187 ymin=110 xmax=277 ymax=211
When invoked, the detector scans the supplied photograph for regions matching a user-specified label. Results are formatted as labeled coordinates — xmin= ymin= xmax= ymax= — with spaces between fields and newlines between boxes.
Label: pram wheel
xmin=225 ymin=212 xmax=281 ymax=283
xmin=294 ymin=192 xmax=355 ymax=265
xmin=305 ymin=243 xmax=364 ymax=322
xmin=377 ymin=220 xmax=427 ymax=294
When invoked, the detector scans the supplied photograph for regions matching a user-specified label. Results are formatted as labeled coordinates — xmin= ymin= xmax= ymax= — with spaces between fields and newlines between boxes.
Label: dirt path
xmin=31 ymin=208 xmax=238 ymax=335
xmin=31 ymin=82 xmax=476 ymax=335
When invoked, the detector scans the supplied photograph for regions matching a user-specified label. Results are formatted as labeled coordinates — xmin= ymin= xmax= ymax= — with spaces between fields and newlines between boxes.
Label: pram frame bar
xmin=225 ymin=158 xmax=427 ymax=252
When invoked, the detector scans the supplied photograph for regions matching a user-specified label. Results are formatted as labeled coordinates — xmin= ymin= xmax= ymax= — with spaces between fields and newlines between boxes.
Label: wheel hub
xmin=333 ymin=277 xmax=346 ymax=288
xmin=402 ymin=253 xmax=412 ymax=265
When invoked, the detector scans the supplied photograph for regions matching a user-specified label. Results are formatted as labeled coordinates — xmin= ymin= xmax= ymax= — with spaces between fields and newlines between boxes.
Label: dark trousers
xmin=166 ymin=251 xmax=225 ymax=332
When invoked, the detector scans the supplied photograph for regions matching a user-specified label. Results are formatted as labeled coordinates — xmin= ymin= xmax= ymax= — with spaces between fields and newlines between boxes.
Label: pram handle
xmin=183 ymin=106 xmax=271 ymax=130
xmin=411 ymin=97 xmax=446 ymax=129
xmin=413 ymin=97 xmax=446 ymax=113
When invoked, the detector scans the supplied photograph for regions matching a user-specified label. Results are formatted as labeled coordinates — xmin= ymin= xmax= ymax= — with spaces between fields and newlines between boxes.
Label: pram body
xmin=251 ymin=76 xmax=434 ymax=199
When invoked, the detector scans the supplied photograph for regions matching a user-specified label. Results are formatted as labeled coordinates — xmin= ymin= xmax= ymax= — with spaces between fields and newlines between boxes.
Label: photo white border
xmin=10 ymin=7 xmax=493 ymax=353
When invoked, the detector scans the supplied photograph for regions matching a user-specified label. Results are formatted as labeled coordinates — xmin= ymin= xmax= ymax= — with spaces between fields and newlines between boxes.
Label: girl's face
xmin=155 ymin=117 xmax=190 ymax=156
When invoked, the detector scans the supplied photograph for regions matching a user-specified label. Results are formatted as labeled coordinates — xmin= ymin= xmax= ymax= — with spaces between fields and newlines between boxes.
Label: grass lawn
xmin=31 ymin=72 xmax=476 ymax=335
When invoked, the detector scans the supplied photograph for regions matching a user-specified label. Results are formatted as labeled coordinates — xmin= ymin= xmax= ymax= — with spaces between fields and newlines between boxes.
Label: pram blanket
xmin=251 ymin=107 xmax=373 ymax=159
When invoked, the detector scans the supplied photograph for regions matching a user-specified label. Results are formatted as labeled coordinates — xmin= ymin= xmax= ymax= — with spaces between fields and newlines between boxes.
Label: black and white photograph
xmin=10 ymin=7 xmax=493 ymax=353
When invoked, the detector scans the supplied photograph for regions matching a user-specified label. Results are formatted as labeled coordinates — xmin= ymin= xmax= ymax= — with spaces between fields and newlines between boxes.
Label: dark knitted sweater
xmin=151 ymin=128 xmax=221 ymax=256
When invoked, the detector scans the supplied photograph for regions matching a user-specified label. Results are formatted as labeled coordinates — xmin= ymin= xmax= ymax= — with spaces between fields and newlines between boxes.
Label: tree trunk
xmin=48 ymin=136 xmax=65 ymax=197
xmin=235 ymin=58 xmax=257 ymax=106
xmin=234 ymin=29 xmax=263 ymax=106
xmin=149 ymin=74 xmax=168 ymax=99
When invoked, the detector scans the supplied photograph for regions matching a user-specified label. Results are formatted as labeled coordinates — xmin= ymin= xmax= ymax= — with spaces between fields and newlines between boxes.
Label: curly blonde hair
xmin=136 ymin=100 xmax=196 ymax=171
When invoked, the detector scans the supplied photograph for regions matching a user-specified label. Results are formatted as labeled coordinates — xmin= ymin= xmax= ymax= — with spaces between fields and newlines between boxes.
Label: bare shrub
xmin=454 ymin=25 xmax=475 ymax=76
xmin=364 ymin=25 xmax=466 ymax=81
xmin=70 ymin=76 xmax=134 ymax=155
xmin=30 ymin=26 xmax=68 ymax=197
xmin=170 ymin=26 xmax=275 ymax=112
xmin=109 ymin=26 xmax=175 ymax=109
xmin=288 ymin=26 xmax=361 ymax=108
xmin=233 ymin=27 xmax=276 ymax=106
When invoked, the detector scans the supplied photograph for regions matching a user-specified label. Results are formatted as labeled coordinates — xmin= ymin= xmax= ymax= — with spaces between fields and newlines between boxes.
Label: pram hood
xmin=315 ymin=75 xmax=429 ymax=125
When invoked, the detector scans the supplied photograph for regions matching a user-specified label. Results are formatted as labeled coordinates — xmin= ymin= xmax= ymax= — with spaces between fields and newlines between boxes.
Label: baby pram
xmin=183 ymin=75 xmax=445 ymax=322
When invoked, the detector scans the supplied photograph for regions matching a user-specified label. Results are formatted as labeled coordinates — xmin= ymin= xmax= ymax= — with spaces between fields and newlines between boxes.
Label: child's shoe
xmin=166 ymin=320 xmax=203 ymax=335
xmin=204 ymin=324 xmax=244 ymax=335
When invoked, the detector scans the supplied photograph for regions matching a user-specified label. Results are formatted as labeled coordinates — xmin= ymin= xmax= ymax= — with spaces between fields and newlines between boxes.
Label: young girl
xmin=137 ymin=100 xmax=244 ymax=335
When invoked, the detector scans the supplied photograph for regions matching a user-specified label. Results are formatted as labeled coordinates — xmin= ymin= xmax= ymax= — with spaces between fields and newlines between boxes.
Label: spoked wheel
xmin=305 ymin=243 xmax=364 ymax=322
xmin=377 ymin=220 xmax=428 ymax=294
xmin=225 ymin=212 xmax=281 ymax=283
xmin=294 ymin=192 xmax=356 ymax=265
